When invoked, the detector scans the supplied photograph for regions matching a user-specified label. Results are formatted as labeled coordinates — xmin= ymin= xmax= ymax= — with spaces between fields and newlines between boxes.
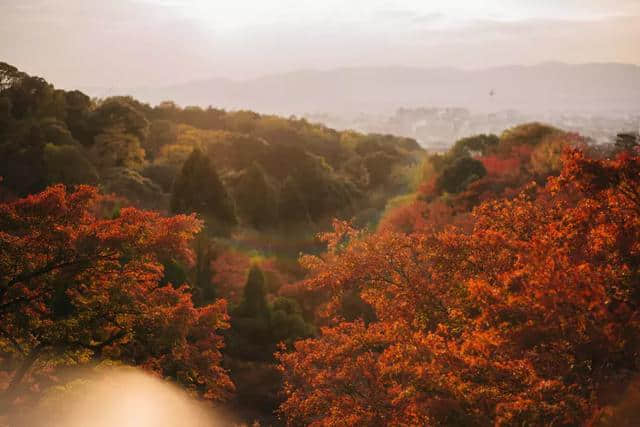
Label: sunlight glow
xmin=22 ymin=369 xmax=225 ymax=427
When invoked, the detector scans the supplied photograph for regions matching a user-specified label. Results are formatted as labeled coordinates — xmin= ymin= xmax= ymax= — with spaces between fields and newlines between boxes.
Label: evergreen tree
xmin=238 ymin=265 xmax=270 ymax=318
xmin=234 ymin=162 xmax=277 ymax=229
xmin=171 ymin=149 xmax=236 ymax=233
xmin=227 ymin=265 xmax=271 ymax=360
xmin=278 ymin=175 xmax=311 ymax=225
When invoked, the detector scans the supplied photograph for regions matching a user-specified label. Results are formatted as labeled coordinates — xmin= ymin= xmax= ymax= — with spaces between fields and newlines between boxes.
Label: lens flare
xmin=10 ymin=368 xmax=229 ymax=427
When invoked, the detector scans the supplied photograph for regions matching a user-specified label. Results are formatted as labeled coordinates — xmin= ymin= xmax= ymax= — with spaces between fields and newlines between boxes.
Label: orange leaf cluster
xmin=0 ymin=185 xmax=233 ymax=413
xmin=278 ymin=149 xmax=640 ymax=425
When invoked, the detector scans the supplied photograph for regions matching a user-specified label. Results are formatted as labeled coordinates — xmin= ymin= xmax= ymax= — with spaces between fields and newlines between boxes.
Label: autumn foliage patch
xmin=278 ymin=149 xmax=640 ymax=426
xmin=0 ymin=185 xmax=232 ymax=415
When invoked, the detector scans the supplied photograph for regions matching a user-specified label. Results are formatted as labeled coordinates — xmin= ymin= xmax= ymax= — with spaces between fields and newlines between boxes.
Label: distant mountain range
xmin=80 ymin=63 xmax=640 ymax=115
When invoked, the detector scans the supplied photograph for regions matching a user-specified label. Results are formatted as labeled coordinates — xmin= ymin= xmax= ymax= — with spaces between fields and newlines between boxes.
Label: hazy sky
xmin=1 ymin=0 xmax=639 ymax=88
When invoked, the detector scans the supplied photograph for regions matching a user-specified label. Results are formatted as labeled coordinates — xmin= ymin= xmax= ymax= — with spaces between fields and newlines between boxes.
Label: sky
xmin=1 ymin=0 xmax=639 ymax=88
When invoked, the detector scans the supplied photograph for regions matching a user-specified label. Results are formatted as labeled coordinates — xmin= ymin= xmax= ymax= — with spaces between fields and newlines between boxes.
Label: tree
xmin=450 ymin=134 xmax=499 ymax=158
xmin=227 ymin=265 xmax=271 ymax=361
xmin=530 ymin=132 xmax=582 ymax=177
xmin=278 ymin=176 xmax=311 ymax=226
xmin=145 ymin=119 xmax=178 ymax=160
xmin=89 ymin=125 xmax=146 ymax=171
xmin=43 ymin=143 xmax=99 ymax=186
xmin=0 ymin=185 xmax=233 ymax=414
xmin=100 ymin=167 xmax=165 ymax=209
xmin=341 ymin=156 xmax=370 ymax=189
xmin=615 ymin=132 xmax=639 ymax=153
xmin=278 ymin=149 xmax=640 ymax=426
xmin=228 ymin=265 xmax=313 ymax=364
xmin=1 ymin=74 xmax=64 ymax=120
xmin=171 ymin=149 xmax=236 ymax=233
xmin=363 ymin=151 xmax=396 ymax=188
xmin=435 ymin=156 xmax=486 ymax=194
xmin=499 ymin=122 xmax=561 ymax=150
xmin=233 ymin=162 xmax=278 ymax=229
xmin=64 ymin=90 xmax=92 ymax=146
xmin=236 ymin=265 xmax=270 ymax=319
xmin=0 ymin=62 xmax=25 ymax=92
xmin=89 ymin=97 xmax=149 ymax=143
xmin=0 ymin=122 xmax=48 ymax=196
xmin=270 ymin=297 xmax=314 ymax=346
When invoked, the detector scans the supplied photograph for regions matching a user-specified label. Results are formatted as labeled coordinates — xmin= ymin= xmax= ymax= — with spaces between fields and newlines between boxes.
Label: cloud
xmin=412 ymin=13 xmax=445 ymax=25
xmin=1 ymin=1 xmax=639 ymax=87
xmin=409 ymin=15 xmax=640 ymax=68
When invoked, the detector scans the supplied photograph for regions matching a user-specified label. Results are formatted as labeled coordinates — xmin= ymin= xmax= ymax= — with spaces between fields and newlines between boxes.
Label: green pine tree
xmin=171 ymin=149 xmax=236 ymax=233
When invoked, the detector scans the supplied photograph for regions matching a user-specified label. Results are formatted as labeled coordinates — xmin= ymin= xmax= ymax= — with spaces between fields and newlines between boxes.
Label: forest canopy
xmin=1 ymin=60 xmax=640 ymax=426
xmin=0 ymin=62 xmax=423 ymax=231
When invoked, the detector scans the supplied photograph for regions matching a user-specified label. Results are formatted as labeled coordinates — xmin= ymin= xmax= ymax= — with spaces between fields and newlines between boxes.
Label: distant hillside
xmin=0 ymin=61 xmax=424 ymax=232
xmin=81 ymin=63 xmax=640 ymax=115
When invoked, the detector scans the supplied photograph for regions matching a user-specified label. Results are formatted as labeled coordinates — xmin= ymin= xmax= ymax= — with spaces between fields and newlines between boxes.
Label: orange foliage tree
xmin=0 ymin=185 xmax=233 ymax=412
xmin=278 ymin=149 xmax=640 ymax=426
xmin=211 ymin=249 xmax=252 ymax=303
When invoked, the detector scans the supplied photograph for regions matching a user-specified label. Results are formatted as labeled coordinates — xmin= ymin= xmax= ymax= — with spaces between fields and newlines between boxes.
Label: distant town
xmin=306 ymin=108 xmax=640 ymax=152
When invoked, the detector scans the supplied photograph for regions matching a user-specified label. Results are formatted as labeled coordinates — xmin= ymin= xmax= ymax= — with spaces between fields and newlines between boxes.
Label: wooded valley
xmin=1 ymin=62 xmax=639 ymax=426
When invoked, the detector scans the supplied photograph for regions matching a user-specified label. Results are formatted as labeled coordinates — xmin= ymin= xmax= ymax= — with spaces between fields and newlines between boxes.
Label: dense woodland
xmin=1 ymin=61 xmax=640 ymax=426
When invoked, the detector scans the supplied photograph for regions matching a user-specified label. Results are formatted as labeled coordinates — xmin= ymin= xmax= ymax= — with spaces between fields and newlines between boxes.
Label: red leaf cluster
xmin=278 ymin=150 xmax=640 ymax=425
xmin=0 ymin=185 xmax=233 ymax=413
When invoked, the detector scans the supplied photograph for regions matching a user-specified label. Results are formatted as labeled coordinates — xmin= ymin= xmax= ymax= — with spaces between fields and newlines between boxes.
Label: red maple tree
xmin=0 ymin=185 xmax=233 ymax=413
xmin=278 ymin=149 xmax=640 ymax=425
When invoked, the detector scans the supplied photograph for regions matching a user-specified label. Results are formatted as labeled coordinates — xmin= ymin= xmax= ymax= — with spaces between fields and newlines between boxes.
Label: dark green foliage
xmin=170 ymin=149 xmax=236 ymax=231
xmin=429 ymin=134 xmax=499 ymax=177
xmin=145 ymin=119 xmax=177 ymax=159
xmin=43 ymin=143 xmax=99 ymax=186
xmin=0 ymin=118 xmax=56 ymax=196
xmin=450 ymin=134 xmax=499 ymax=158
xmin=0 ymin=61 xmax=423 ymax=229
xmin=228 ymin=266 xmax=272 ymax=360
xmin=1 ymin=74 xmax=64 ymax=120
xmin=39 ymin=118 xmax=78 ymax=146
xmin=270 ymin=297 xmax=314 ymax=345
xmin=141 ymin=162 xmax=178 ymax=193
xmin=233 ymin=163 xmax=278 ymax=229
xmin=436 ymin=156 xmax=487 ymax=194
xmin=227 ymin=266 xmax=314 ymax=362
xmin=89 ymin=97 xmax=150 ymax=143
xmin=0 ymin=62 xmax=24 ymax=91
xmin=160 ymin=258 xmax=189 ymax=288
xmin=206 ymin=134 xmax=270 ymax=172
xmin=237 ymin=265 xmax=270 ymax=318
xmin=294 ymin=153 xmax=356 ymax=222
xmin=364 ymin=151 xmax=397 ymax=188
xmin=101 ymin=167 xmax=165 ymax=207
xmin=278 ymin=176 xmax=311 ymax=225
xmin=64 ymin=90 xmax=92 ymax=145
xmin=259 ymin=145 xmax=359 ymax=223
xmin=341 ymin=156 xmax=370 ymax=188
xmin=0 ymin=66 xmax=150 ymax=199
